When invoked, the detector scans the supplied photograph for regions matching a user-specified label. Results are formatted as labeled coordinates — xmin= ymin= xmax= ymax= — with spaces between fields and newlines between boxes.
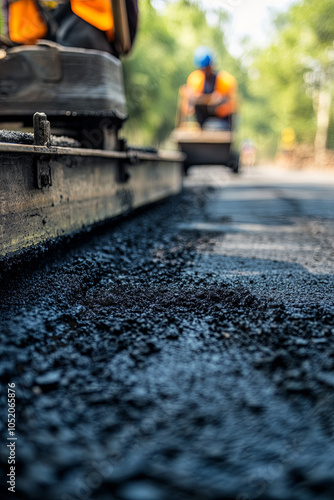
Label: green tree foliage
xmin=242 ymin=0 xmax=334 ymax=155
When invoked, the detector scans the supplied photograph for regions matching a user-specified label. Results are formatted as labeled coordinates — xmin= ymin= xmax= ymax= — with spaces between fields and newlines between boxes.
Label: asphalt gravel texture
xmin=1 ymin=166 xmax=334 ymax=500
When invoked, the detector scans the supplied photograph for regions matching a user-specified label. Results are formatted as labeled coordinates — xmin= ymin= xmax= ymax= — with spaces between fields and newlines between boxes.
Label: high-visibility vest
xmin=8 ymin=0 xmax=115 ymax=45
xmin=187 ymin=69 xmax=238 ymax=118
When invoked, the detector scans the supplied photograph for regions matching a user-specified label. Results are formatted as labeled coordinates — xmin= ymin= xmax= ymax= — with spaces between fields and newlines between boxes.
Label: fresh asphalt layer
xmin=0 ymin=165 xmax=334 ymax=500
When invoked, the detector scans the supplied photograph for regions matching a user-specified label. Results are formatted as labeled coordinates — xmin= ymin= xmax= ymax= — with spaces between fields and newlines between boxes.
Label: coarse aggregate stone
xmin=0 ymin=166 xmax=334 ymax=500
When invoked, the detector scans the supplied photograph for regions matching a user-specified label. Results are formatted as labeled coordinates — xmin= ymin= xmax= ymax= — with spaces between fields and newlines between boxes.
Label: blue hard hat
xmin=193 ymin=46 xmax=214 ymax=69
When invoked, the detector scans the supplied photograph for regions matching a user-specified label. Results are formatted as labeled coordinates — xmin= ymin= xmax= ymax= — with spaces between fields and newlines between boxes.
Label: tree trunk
xmin=315 ymin=87 xmax=332 ymax=152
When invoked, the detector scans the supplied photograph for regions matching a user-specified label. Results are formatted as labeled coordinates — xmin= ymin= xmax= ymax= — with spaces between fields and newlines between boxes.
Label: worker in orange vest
xmin=3 ymin=0 xmax=138 ymax=55
xmin=184 ymin=46 xmax=238 ymax=130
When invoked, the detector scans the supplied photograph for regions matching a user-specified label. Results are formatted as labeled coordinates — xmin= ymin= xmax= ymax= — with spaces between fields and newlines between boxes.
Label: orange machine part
xmin=8 ymin=0 xmax=47 ymax=44
xmin=71 ymin=0 xmax=114 ymax=35
xmin=9 ymin=0 xmax=115 ymax=44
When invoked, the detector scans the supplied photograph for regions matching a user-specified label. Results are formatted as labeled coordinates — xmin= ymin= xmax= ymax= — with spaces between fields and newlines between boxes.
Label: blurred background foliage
xmin=0 ymin=0 xmax=333 ymax=157
xmin=123 ymin=0 xmax=334 ymax=157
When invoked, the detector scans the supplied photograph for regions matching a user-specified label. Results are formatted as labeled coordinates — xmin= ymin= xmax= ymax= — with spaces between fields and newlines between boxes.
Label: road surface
xmin=0 ymin=165 xmax=334 ymax=500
